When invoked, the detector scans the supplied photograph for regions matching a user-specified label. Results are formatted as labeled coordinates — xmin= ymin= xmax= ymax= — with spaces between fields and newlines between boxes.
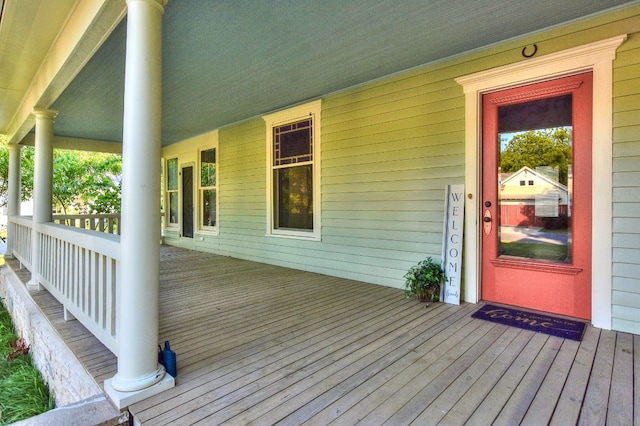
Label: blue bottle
xmin=163 ymin=340 xmax=177 ymax=377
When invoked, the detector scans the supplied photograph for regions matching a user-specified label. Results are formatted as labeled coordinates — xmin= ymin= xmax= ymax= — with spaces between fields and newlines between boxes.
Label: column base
xmin=104 ymin=373 xmax=174 ymax=409
xmin=27 ymin=279 xmax=43 ymax=291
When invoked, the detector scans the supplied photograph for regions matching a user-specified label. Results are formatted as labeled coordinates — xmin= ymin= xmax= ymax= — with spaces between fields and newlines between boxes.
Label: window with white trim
xmin=166 ymin=157 xmax=179 ymax=226
xmin=264 ymin=100 xmax=321 ymax=240
xmin=199 ymin=147 xmax=217 ymax=230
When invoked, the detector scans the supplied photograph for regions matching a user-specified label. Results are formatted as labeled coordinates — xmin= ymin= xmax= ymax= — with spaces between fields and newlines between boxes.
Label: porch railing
xmin=52 ymin=214 xmax=120 ymax=235
xmin=7 ymin=215 xmax=120 ymax=356
xmin=8 ymin=215 xmax=33 ymax=270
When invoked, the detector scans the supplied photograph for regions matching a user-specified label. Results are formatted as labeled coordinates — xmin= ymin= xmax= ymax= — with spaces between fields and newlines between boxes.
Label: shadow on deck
xmin=7 ymin=245 xmax=639 ymax=425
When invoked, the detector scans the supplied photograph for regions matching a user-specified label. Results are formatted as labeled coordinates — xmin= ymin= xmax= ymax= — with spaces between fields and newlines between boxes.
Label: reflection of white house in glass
xmin=499 ymin=166 xmax=570 ymax=227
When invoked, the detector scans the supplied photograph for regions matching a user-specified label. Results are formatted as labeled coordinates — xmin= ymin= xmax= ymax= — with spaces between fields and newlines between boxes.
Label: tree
xmin=500 ymin=127 xmax=572 ymax=185
xmin=72 ymin=152 xmax=122 ymax=214
xmin=0 ymin=137 xmax=121 ymax=214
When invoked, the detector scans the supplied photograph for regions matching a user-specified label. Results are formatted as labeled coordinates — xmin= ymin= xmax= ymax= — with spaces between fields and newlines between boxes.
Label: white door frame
xmin=456 ymin=35 xmax=626 ymax=329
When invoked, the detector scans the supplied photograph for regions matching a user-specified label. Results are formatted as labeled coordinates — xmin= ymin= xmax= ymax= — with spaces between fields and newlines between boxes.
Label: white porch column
xmin=105 ymin=0 xmax=173 ymax=407
xmin=5 ymin=144 xmax=22 ymax=257
xmin=28 ymin=109 xmax=57 ymax=288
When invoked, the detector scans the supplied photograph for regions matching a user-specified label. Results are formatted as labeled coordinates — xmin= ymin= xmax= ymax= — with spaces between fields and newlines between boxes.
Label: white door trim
xmin=456 ymin=35 xmax=626 ymax=329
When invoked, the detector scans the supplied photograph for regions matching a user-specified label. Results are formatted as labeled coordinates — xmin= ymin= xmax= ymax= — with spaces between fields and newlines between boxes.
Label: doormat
xmin=471 ymin=304 xmax=586 ymax=341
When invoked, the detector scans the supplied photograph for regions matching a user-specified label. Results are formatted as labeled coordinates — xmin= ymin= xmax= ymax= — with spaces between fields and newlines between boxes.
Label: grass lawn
xmin=0 ymin=300 xmax=54 ymax=424
xmin=500 ymin=241 xmax=569 ymax=262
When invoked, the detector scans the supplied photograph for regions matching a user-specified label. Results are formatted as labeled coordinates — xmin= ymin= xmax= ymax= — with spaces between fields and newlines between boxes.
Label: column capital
xmin=7 ymin=143 xmax=22 ymax=152
xmin=32 ymin=108 xmax=59 ymax=120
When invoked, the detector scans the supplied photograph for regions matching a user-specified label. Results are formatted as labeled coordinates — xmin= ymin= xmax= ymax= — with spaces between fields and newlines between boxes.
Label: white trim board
xmin=455 ymin=35 xmax=627 ymax=329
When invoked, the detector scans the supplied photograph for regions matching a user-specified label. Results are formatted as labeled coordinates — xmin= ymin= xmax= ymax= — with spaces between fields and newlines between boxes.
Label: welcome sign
xmin=442 ymin=184 xmax=464 ymax=305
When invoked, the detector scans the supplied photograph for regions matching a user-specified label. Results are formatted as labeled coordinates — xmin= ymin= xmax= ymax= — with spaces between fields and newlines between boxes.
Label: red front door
xmin=481 ymin=73 xmax=593 ymax=319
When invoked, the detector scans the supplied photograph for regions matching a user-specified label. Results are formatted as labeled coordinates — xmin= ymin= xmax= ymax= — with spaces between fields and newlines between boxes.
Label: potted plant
xmin=403 ymin=256 xmax=446 ymax=302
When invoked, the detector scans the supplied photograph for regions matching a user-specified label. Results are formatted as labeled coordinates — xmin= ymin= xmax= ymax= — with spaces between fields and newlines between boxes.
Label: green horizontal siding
xmin=612 ymin=20 xmax=640 ymax=335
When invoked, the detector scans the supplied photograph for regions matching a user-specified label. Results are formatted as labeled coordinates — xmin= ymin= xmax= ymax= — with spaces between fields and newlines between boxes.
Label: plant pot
xmin=417 ymin=284 xmax=440 ymax=302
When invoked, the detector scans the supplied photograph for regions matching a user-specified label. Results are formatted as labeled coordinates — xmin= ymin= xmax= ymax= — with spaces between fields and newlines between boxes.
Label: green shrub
xmin=0 ymin=301 xmax=54 ymax=425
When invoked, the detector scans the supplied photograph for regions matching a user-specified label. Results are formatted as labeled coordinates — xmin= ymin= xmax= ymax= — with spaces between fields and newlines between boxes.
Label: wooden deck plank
xmin=355 ymin=320 xmax=500 ymax=424
xmin=205 ymin=305 xmax=466 ymax=425
xmin=549 ymin=325 xmax=600 ymax=425
xmin=237 ymin=304 xmax=478 ymax=425
xmin=410 ymin=325 xmax=522 ymax=424
xmin=435 ymin=328 xmax=532 ymax=425
xmin=578 ymin=328 xmax=616 ymax=424
xmin=147 ymin=301 xmax=458 ymax=424
xmin=317 ymin=313 xmax=486 ymax=425
xmin=465 ymin=332 xmax=549 ymax=424
xmin=492 ymin=335 xmax=564 ymax=425
xmin=521 ymin=338 xmax=580 ymax=424
xmin=164 ymin=283 xmax=380 ymax=374
xmin=380 ymin=322 xmax=510 ymax=425
xmin=159 ymin=271 xmax=345 ymax=334
xmin=167 ymin=279 xmax=394 ymax=371
xmin=302 ymin=305 xmax=481 ymax=425
xmin=413 ymin=327 xmax=520 ymax=424
xmin=607 ymin=332 xmax=634 ymax=425
xmin=168 ymin=275 xmax=377 ymax=330
xmin=134 ymin=288 xmax=411 ymax=421
xmin=6 ymin=248 xmax=638 ymax=426
xmin=134 ymin=289 xmax=416 ymax=422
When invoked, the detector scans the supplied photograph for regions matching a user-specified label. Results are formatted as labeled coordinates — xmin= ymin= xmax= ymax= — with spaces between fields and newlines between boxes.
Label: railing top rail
xmin=37 ymin=222 xmax=120 ymax=259
xmin=53 ymin=213 xmax=121 ymax=219
xmin=8 ymin=215 xmax=33 ymax=226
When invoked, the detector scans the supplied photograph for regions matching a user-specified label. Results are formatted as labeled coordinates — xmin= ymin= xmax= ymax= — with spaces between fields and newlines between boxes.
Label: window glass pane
xmin=201 ymin=149 xmax=216 ymax=187
xmin=274 ymin=119 xmax=312 ymax=166
xmin=274 ymin=165 xmax=313 ymax=230
xmin=202 ymin=189 xmax=216 ymax=227
xmin=167 ymin=158 xmax=178 ymax=190
xmin=169 ymin=192 xmax=179 ymax=224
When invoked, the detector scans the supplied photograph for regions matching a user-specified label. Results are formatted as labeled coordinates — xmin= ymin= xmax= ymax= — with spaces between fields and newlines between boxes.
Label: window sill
xmin=266 ymin=231 xmax=320 ymax=242
xmin=197 ymin=228 xmax=219 ymax=237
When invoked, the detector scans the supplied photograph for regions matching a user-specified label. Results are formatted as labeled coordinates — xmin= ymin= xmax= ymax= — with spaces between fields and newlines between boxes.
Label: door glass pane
xmin=498 ymin=95 xmax=573 ymax=263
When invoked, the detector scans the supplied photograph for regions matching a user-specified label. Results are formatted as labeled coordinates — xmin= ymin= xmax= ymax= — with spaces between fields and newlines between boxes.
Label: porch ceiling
xmin=1 ymin=0 xmax=638 ymax=147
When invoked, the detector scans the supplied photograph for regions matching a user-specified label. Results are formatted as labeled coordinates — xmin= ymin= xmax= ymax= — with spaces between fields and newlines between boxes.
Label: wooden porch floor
xmin=14 ymin=246 xmax=639 ymax=425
